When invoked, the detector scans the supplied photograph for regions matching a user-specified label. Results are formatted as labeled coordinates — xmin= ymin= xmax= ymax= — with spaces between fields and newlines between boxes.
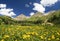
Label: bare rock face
xmin=31 ymin=12 xmax=43 ymax=17
xmin=14 ymin=14 xmax=29 ymax=21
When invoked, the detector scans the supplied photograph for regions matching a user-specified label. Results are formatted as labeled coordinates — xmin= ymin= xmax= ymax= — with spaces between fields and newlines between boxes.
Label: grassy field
xmin=0 ymin=25 xmax=60 ymax=41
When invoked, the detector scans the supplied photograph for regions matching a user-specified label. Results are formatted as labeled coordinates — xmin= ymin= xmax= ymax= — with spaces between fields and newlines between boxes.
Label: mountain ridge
xmin=14 ymin=10 xmax=56 ymax=21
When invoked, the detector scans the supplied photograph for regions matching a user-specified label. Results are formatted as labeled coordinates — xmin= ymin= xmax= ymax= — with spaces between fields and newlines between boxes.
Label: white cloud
xmin=32 ymin=0 xmax=59 ymax=13
xmin=30 ymin=12 xmax=35 ymax=16
xmin=0 ymin=4 xmax=16 ymax=17
xmin=33 ymin=3 xmax=45 ymax=13
xmin=41 ymin=0 xmax=58 ymax=6
xmin=0 ymin=4 xmax=6 ymax=8
xmin=25 ymin=4 xmax=30 ymax=7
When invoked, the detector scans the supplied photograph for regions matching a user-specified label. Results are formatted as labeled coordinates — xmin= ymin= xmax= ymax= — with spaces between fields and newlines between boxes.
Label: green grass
xmin=0 ymin=24 xmax=60 ymax=41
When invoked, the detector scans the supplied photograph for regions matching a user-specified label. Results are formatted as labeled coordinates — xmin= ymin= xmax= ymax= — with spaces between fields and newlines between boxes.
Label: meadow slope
xmin=0 ymin=25 xmax=60 ymax=41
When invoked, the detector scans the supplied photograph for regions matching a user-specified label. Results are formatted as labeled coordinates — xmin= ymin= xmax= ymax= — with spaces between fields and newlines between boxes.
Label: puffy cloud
xmin=0 ymin=4 xmax=16 ymax=17
xmin=33 ymin=3 xmax=45 ymax=13
xmin=32 ymin=0 xmax=59 ymax=14
xmin=40 ymin=0 xmax=58 ymax=6
xmin=30 ymin=12 xmax=35 ymax=16
xmin=0 ymin=4 xmax=6 ymax=8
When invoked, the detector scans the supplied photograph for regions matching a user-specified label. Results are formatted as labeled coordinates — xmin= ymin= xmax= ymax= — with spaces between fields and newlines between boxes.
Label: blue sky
xmin=0 ymin=0 xmax=60 ymax=17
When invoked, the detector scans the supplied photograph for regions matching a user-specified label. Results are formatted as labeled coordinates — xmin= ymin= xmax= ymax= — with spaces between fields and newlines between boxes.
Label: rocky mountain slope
xmin=14 ymin=14 xmax=29 ymax=21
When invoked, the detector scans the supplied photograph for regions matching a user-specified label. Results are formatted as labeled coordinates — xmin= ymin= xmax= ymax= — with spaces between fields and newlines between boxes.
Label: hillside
xmin=0 ymin=16 xmax=16 ymax=25
xmin=0 ymin=10 xmax=60 ymax=25
xmin=0 ymin=10 xmax=60 ymax=41
xmin=47 ymin=10 xmax=60 ymax=24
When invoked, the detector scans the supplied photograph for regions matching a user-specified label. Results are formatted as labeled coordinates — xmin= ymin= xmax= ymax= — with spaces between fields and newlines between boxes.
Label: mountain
xmin=14 ymin=12 xmax=45 ymax=21
xmin=0 ymin=10 xmax=60 ymax=25
xmin=14 ymin=14 xmax=29 ymax=21
xmin=26 ymin=12 xmax=44 ymax=24
xmin=31 ymin=12 xmax=43 ymax=17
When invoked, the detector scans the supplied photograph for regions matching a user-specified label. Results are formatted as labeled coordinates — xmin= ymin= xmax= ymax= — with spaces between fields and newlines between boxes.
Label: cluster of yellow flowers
xmin=1 ymin=39 xmax=4 ymax=41
xmin=22 ymin=34 xmax=30 ymax=39
xmin=0 ymin=25 xmax=60 ymax=41
xmin=26 ymin=32 xmax=38 ymax=35
xmin=57 ymin=32 xmax=60 ymax=35
xmin=40 ymin=35 xmax=44 ymax=39
xmin=3 ymin=35 xmax=10 ymax=38
xmin=51 ymin=35 xmax=55 ymax=39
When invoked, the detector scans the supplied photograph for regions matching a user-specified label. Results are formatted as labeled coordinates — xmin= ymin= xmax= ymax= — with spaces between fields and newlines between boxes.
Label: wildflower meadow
xmin=0 ymin=25 xmax=60 ymax=41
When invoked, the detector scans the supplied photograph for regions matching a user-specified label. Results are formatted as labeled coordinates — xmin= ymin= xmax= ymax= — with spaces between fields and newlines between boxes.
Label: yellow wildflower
xmin=51 ymin=35 xmax=55 ymax=39
xmin=56 ymin=38 xmax=60 ymax=40
xmin=1 ymin=39 xmax=4 ymax=41
xmin=11 ymin=25 xmax=13 ymax=26
xmin=35 ymin=32 xmax=38 ymax=35
xmin=22 ymin=34 xmax=30 ymax=39
xmin=45 ymin=32 xmax=48 ymax=34
xmin=43 ymin=34 xmax=46 ymax=35
xmin=15 ymin=39 xmax=18 ymax=41
xmin=31 ymin=32 xmax=35 ymax=35
xmin=40 ymin=35 xmax=44 ymax=39
xmin=3 ymin=35 xmax=9 ymax=38
xmin=26 ymin=32 xmax=31 ymax=35
xmin=48 ymin=38 xmax=51 ymax=40
xmin=27 ymin=35 xmax=30 ymax=37
xmin=57 ymin=32 xmax=60 ymax=35
xmin=45 ymin=37 xmax=46 ymax=39
xmin=8 ymin=28 xmax=11 ymax=31
xmin=31 ymin=32 xmax=38 ymax=35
